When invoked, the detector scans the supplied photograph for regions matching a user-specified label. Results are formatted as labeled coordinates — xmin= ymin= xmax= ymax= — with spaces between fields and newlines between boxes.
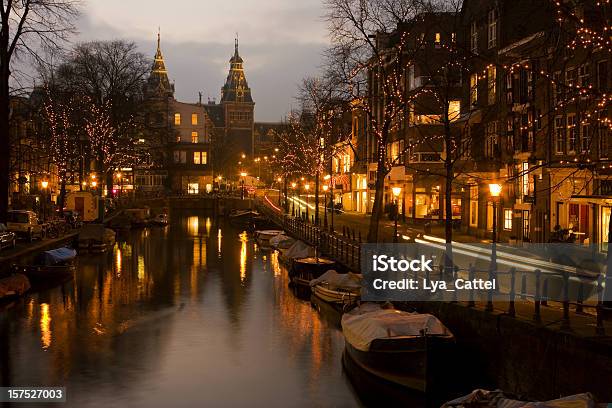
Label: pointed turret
xmin=221 ymin=37 xmax=252 ymax=103
xmin=146 ymin=29 xmax=174 ymax=98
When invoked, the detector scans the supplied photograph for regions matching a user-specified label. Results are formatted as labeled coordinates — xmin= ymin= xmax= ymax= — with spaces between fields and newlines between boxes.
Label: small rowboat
xmin=289 ymin=256 xmax=337 ymax=290
xmin=310 ymin=270 xmax=362 ymax=306
xmin=0 ymin=273 xmax=30 ymax=300
xmin=255 ymin=230 xmax=283 ymax=248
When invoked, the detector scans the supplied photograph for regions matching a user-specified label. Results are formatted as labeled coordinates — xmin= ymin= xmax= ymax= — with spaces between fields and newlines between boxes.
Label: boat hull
xmin=312 ymin=284 xmax=360 ymax=305
xmin=343 ymin=335 xmax=454 ymax=394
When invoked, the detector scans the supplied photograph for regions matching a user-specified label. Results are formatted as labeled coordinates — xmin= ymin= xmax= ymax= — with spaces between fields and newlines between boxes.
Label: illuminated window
xmin=487 ymin=65 xmax=496 ymax=105
xmin=504 ymin=209 xmax=512 ymax=230
xmin=174 ymin=113 xmax=181 ymax=125
xmin=448 ymin=100 xmax=460 ymax=122
xmin=470 ymin=74 xmax=478 ymax=107
xmin=191 ymin=131 xmax=199 ymax=143
xmin=193 ymin=151 xmax=207 ymax=165
xmin=192 ymin=113 xmax=198 ymax=125
xmin=434 ymin=33 xmax=441 ymax=47
xmin=187 ymin=183 xmax=199 ymax=194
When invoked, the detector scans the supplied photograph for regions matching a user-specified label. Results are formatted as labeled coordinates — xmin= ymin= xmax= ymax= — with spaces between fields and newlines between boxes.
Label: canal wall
xmin=405 ymin=301 xmax=612 ymax=402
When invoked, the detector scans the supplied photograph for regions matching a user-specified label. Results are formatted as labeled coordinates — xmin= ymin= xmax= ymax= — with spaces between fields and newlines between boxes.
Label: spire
xmin=221 ymin=38 xmax=251 ymax=103
xmin=146 ymin=28 xmax=174 ymax=98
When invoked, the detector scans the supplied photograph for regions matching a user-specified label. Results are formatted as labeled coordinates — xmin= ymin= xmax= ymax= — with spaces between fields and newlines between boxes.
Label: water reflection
xmin=0 ymin=211 xmax=360 ymax=407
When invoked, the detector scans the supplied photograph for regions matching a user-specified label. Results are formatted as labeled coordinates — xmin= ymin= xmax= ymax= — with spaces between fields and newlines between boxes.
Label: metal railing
xmin=255 ymin=199 xmax=609 ymax=336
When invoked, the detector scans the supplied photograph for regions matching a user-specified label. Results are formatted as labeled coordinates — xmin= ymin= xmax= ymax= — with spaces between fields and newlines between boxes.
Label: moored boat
xmin=269 ymin=233 xmax=295 ymax=250
xmin=0 ymin=273 xmax=30 ymax=300
xmin=278 ymin=240 xmax=315 ymax=265
xmin=78 ymin=224 xmax=116 ymax=253
xmin=150 ymin=213 xmax=169 ymax=226
xmin=289 ymin=256 xmax=337 ymax=289
xmin=310 ymin=270 xmax=362 ymax=307
xmin=13 ymin=247 xmax=77 ymax=282
xmin=255 ymin=230 xmax=283 ymax=248
xmin=441 ymin=389 xmax=605 ymax=408
xmin=341 ymin=303 xmax=454 ymax=394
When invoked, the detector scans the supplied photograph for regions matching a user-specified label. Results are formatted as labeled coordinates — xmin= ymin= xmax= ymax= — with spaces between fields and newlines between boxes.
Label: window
xmin=191 ymin=113 xmax=198 ymax=125
xmin=553 ymin=71 xmax=563 ymax=105
xmin=580 ymin=123 xmax=590 ymax=152
xmin=343 ymin=153 xmax=351 ymax=172
xmin=555 ymin=116 xmax=566 ymax=154
xmin=600 ymin=126 xmax=609 ymax=158
xmin=469 ymin=185 xmax=478 ymax=227
xmin=173 ymin=151 xmax=187 ymax=164
xmin=191 ymin=131 xmax=199 ymax=143
xmin=470 ymin=21 xmax=478 ymax=54
xmin=485 ymin=121 xmax=499 ymax=158
xmin=506 ymin=72 xmax=514 ymax=104
xmin=487 ymin=65 xmax=496 ymax=105
xmin=506 ymin=116 xmax=514 ymax=152
xmin=187 ymin=183 xmax=199 ymax=195
xmin=597 ymin=60 xmax=608 ymax=91
xmin=451 ymin=32 xmax=456 ymax=43
xmin=448 ymin=100 xmax=460 ymax=122
xmin=193 ymin=151 xmax=208 ymax=165
xmin=567 ymin=114 xmax=577 ymax=153
xmin=487 ymin=9 xmax=497 ymax=48
xmin=435 ymin=33 xmax=441 ymax=47
xmin=176 ymin=134 xmax=181 ymax=143
xmin=578 ymin=64 xmax=590 ymax=88
xmin=174 ymin=113 xmax=181 ymax=125
xmin=504 ymin=209 xmax=513 ymax=230
xmin=521 ymin=162 xmax=530 ymax=197
xmin=470 ymin=74 xmax=478 ymax=107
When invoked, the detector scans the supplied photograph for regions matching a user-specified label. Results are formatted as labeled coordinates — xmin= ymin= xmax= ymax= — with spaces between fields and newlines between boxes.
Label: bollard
xmin=534 ymin=269 xmax=542 ymax=322
xmin=521 ymin=274 xmax=527 ymax=300
xmin=542 ymin=278 xmax=549 ymax=307
xmin=468 ymin=265 xmax=475 ymax=307
xmin=561 ymin=270 xmax=571 ymax=330
xmin=508 ymin=267 xmax=516 ymax=317
xmin=576 ymin=282 xmax=584 ymax=313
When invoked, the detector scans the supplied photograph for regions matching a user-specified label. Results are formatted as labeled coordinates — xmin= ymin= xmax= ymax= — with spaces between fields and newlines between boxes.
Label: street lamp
xmin=41 ymin=180 xmax=49 ymax=222
xmin=291 ymin=182 xmax=297 ymax=216
xmin=323 ymin=184 xmax=329 ymax=229
xmin=277 ymin=177 xmax=282 ymax=206
xmin=487 ymin=182 xmax=502 ymax=311
xmin=392 ymin=187 xmax=402 ymax=243
xmin=304 ymin=183 xmax=310 ymax=222
xmin=240 ymin=172 xmax=247 ymax=200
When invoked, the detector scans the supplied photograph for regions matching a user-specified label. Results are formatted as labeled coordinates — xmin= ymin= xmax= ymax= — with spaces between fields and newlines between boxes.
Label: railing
xmin=255 ymin=199 xmax=609 ymax=336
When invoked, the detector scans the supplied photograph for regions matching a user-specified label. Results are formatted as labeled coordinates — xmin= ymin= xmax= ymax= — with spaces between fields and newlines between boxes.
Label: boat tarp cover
xmin=281 ymin=240 xmax=315 ymax=260
xmin=441 ymin=389 xmax=602 ymax=408
xmin=341 ymin=307 xmax=452 ymax=352
xmin=310 ymin=270 xmax=362 ymax=290
xmin=78 ymin=224 xmax=106 ymax=241
xmin=39 ymin=247 xmax=77 ymax=266
xmin=269 ymin=234 xmax=295 ymax=249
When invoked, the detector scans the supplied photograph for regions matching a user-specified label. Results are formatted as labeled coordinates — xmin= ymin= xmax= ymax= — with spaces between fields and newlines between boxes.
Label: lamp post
xmin=392 ymin=187 xmax=402 ymax=243
xmin=304 ymin=184 xmax=310 ymax=222
xmin=277 ymin=177 xmax=282 ymax=207
xmin=240 ymin=172 xmax=247 ymax=200
xmin=323 ymin=185 xmax=329 ymax=230
xmin=41 ymin=180 xmax=49 ymax=222
xmin=487 ymin=182 xmax=502 ymax=311
xmin=291 ymin=182 xmax=296 ymax=216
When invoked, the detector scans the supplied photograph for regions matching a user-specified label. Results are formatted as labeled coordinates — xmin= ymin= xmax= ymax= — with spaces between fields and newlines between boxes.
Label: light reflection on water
xmin=0 ymin=211 xmax=360 ymax=407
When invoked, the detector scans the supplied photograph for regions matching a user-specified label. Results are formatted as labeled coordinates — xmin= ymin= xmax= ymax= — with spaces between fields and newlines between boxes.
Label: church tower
xmin=145 ymin=31 xmax=175 ymax=99
xmin=220 ymin=38 xmax=255 ymax=157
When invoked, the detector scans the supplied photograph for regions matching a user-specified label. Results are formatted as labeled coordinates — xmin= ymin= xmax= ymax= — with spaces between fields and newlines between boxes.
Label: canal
xmin=0 ymin=211 xmax=365 ymax=407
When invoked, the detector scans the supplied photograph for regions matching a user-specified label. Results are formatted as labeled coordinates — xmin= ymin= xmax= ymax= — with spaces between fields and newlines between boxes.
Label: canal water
xmin=0 ymin=211 xmax=365 ymax=407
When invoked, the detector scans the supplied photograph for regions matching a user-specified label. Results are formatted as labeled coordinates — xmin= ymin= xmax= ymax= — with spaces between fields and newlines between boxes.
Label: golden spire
xmin=153 ymin=28 xmax=167 ymax=74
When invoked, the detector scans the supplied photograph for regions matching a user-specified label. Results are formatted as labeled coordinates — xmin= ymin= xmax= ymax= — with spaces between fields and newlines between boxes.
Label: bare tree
xmin=0 ymin=0 xmax=79 ymax=222
xmin=324 ymin=0 xmax=426 ymax=242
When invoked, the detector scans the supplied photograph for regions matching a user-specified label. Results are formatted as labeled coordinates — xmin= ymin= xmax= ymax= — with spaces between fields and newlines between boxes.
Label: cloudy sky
xmin=77 ymin=0 xmax=329 ymax=121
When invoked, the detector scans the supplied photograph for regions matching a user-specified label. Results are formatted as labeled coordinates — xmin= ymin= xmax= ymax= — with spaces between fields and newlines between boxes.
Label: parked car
xmin=0 ymin=223 xmax=16 ymax=250
xmin=6 ymin=210 xmax=46 ymax=242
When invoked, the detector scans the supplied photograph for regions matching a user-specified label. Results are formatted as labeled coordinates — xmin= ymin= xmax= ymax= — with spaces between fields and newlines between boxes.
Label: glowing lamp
xmin=291 ymin=182 xmax=297 ymax=188
xmin=41 ymin=180 xmax=49 ymax=189
xmin=489 ymin=183 xmax=502 ymax=197
xmin=304 ymin=184 xmax=310 ymax=191
xmin=323 ymin=185 xmax=329 ymax=192
xmin=240 ymin=172 xmax=247 ymax=177
xmin=392 ymin=186 xmax=402 ymax=198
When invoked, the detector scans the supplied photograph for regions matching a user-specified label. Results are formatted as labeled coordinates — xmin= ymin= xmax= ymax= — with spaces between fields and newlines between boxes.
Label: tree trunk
xmin=58 ymin=176 xmax=67 ymax=216
xmin=0 ymin=61 xmax=10 ymax=223
xmin=315 ymin=171 xmax=320 ymax=225
xmin=604 ymin=217 xmax=611 ymax=308
xmin=283 ymin=177 xmax=288 ymax=213
xmin=368 ymin=159 xmax=386 ymax=243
